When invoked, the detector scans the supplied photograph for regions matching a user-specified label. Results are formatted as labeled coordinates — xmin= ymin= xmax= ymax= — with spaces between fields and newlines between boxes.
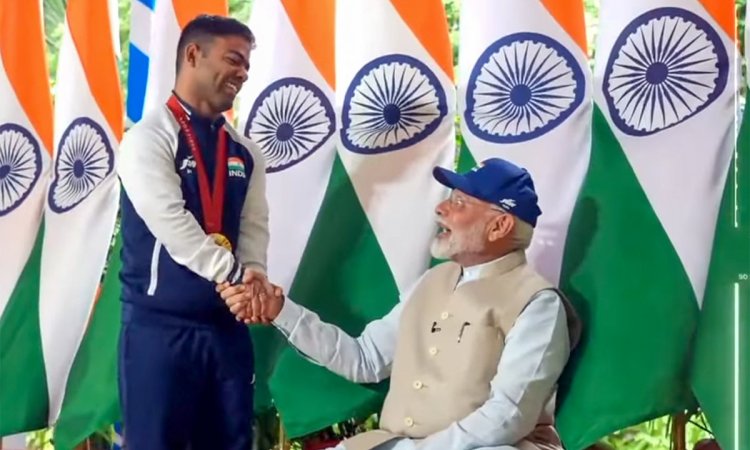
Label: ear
xmin=487 ymin=213 xmax=514 ymax=242
xmin=184 ymin=42 xmax=201 ymax=68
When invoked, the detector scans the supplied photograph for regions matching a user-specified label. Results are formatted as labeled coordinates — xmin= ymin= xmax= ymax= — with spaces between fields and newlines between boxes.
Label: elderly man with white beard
xmin=218 ymin=158 xmax=582 ymax=450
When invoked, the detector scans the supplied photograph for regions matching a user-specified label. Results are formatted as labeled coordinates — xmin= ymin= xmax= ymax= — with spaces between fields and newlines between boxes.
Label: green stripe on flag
xmin=456 ymin=137 xmax=477 ymax=173
xmin=557 ymin=106 xmax=697 ymax=448
xmin=0 ymin=228 xmax=48 ymax=435
xmin=54 ymin=232 xmax=123 ymax=450
xmin=270 ymin=154 xmax=398 ymax=438
xmin=691 ymin=103 xmax=750 ymax=450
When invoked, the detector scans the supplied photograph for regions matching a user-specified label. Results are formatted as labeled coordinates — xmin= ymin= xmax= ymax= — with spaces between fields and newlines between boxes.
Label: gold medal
xmin=210 ymin=233 xmax=232 ymax=252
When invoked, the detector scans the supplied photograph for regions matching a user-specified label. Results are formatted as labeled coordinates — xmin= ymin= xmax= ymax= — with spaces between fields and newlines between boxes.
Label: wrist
xmin=271 ymin=295 xmax=292 ymax=324
xmin=276 ymin=295 xmax=286 ymax=319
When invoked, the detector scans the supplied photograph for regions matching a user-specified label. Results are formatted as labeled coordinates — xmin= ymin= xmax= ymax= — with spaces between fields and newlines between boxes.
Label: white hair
xmin=510 ymin=216 xmax=534 ymax=250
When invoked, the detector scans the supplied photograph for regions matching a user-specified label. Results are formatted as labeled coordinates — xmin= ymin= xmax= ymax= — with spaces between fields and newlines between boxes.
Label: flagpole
xmin=672 ymin=412 xmax=687 ymax=450
xmin=278 ymin=414 xmax=289 ymax=450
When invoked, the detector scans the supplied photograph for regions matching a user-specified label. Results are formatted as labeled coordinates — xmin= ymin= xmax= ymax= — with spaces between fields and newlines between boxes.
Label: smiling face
xmin=184 ymin=35 xmax=252 ymax=115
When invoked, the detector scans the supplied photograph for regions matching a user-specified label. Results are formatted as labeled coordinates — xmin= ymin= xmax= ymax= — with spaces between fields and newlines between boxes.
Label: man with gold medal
xmin=116 ymin=15 xmax=272 ymax=450
xmin=212 ymin=232 xmax=233 ymax=252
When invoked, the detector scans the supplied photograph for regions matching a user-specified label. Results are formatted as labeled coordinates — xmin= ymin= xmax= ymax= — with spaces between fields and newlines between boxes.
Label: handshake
xmin=216 ymin=269 xmax=284 ymax=324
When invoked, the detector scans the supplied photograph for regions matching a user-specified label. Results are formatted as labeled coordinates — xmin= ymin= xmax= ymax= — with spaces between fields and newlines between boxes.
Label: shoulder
xmin=118 ymin=109 xmax=182 ymax=175
xmin=523 ymin=288 xmax=581 ymax=349
xmin=514 ymin=261 xmax=555 ymax=294
xmin=423 ymin=261 xmax=461 ymax=279
xmin=402 ymin=261 xmax=461 ymax=301
xmin=123 ymin=107 xmax=179 ymax=149
xmin=515 ymin=263 xmax=564 ymax=321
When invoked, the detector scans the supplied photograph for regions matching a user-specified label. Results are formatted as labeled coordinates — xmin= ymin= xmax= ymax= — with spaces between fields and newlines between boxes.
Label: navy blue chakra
xmin=341 ymin=54 xmax=448 ymax=154
xmin=465 ymin=32 xmax=585 ymax=144
xmin=603 ymin=7 xmax=728 ymax=136
xmin=245 ymin=77 xmax=335 ymax=173
xmin=0 ymin=123 xmax=43 ymax=216
xmin=49 ymin=117 xmax=114 ymax=213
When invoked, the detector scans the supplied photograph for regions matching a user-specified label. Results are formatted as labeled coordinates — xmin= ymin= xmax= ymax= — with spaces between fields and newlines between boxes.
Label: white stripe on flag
xmin=0 ymin=56 xmax=50 ymax=319
xmin=129 ymin=0 xmax=153 ymax=52
xmin=458 ymin=0 xmax=592 ymax=284
xmin=593 ymin=0 xmax=740 ymax=302
xmin=336 ymin=0 xmax=455 ymax=293
xmin=238 ymin=0 xmax=337 ymax=292
xmin=143 ymin=0 xmax=181 ymax=116
xmin=39 ymin=11 xmax=121 ymax=421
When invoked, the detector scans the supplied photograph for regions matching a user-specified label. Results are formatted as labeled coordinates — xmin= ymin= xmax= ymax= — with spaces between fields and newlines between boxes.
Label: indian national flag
xmin=0 ymin=0 xmax=54 ymax=435
xmin=245 ymin=0 xmax=455 ymax=437
xmin=33 ymin=0 xmax=123 ymax=444
xmin=457 ymin=0 xmax=592 ymax=285
xmin=237 ymin=0 xmax=337 ymax=413
xmin=557 ymin=0 xmax=739 ymax=447
xmin=227 ymin=156 xmax=245 ymax=172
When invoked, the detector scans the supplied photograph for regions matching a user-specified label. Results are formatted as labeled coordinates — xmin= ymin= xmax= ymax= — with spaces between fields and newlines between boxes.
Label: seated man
xmin=220 ymin=158 xmax=581 ymax=450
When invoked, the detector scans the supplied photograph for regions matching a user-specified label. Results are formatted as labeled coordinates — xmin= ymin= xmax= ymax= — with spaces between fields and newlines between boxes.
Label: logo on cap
xmin=499 ymin=198 xmax=516 ymax=209
xmin=470 ymin=162 xmax=484 ymax=172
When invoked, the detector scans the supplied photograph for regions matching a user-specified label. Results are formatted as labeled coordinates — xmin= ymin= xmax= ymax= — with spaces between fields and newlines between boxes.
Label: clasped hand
xmin=216 ymin=269 xmax=284 ymax=324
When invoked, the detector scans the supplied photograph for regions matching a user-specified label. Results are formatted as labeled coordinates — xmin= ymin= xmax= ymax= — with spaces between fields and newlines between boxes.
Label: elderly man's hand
xmin=216 ymin=274 xmax=284 ymax=324
xmin=242 ymin=268 xmax=273 ymax=300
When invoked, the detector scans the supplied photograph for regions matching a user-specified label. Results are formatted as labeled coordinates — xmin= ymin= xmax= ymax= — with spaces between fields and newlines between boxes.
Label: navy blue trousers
xmin=118 ymin=318 xmax=254 ymax=450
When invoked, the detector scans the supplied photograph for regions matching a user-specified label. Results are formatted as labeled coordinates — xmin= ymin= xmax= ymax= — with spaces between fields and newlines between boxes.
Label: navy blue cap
xmin=433 ymin=158 xmax=542 ymax=227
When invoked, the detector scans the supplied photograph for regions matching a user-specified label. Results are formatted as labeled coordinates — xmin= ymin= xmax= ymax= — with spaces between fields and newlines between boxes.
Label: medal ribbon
xmin=166 ymin=95 xmax=227 ymax=234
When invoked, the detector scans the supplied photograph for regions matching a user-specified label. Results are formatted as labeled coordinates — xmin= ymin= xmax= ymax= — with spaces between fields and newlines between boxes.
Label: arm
xmin=117 ymin=123 xmax=243 ymax=284
xmin=416 ymin=290 xmax=571 ymax=450
xmin=235 ymin=139 xmax=269 ymax=273
xmin=272 ymin=297 xmax=404 ymax=384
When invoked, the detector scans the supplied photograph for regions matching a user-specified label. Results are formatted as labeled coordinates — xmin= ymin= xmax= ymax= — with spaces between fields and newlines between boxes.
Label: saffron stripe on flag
xmin=557 ymin=0 xmax=738 ymax=446
xmin=39 ymin=0 xmax=123 ymax=423
xmin=237 ymin=0 xmax=337 ymax=414
xmin=0 ymin=0 xmax=54 ymax=435
xmin=269 ymin=0 xmax=455 ymax=436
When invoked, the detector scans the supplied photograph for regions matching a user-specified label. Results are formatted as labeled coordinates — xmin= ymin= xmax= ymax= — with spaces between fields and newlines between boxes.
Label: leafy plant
xmin=601 ymin=413 xmax=713 ymax=450
xmin=26 ymin=428 xmax=54 ymax=450
xmin=43 ymin=0 xmax=66 ymax=90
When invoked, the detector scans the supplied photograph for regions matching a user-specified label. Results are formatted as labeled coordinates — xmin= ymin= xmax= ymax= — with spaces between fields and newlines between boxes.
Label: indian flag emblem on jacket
xmin=228 ymin=156 xmax=246 ymax=178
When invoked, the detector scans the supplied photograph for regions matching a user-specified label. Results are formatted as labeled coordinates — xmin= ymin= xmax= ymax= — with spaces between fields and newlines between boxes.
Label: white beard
xmin=430 ymin=220 xmax=486 ymax=260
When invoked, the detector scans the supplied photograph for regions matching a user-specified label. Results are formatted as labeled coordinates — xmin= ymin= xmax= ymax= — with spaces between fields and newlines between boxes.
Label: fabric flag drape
xmin=266 ymin=0 xmax=455 ymax=437
xmin=36 ymin=0 xmax=123 ymax=446
xmin=0 ymin=0 xmax=54 ymax=435
xmin=457 ymin=0 xmax=592 ymax=290
xmin=53 ymin=237 xmax=124 ymax=449
xmin=557 ymin=1 xmax=739 ymax=447
xmin=237 ymin=0 xmax=337 ymax=412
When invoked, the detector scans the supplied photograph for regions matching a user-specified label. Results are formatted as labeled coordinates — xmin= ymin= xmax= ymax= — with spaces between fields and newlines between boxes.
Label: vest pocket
xmin=146 ymin=241 xmax=162 ymax=296
xmin=452 ymin=324 xmax=503 ymax=384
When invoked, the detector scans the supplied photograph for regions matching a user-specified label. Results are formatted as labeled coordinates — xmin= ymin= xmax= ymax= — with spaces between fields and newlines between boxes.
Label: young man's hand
xmin=216 ymin=273 xmax=284 ymax=324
